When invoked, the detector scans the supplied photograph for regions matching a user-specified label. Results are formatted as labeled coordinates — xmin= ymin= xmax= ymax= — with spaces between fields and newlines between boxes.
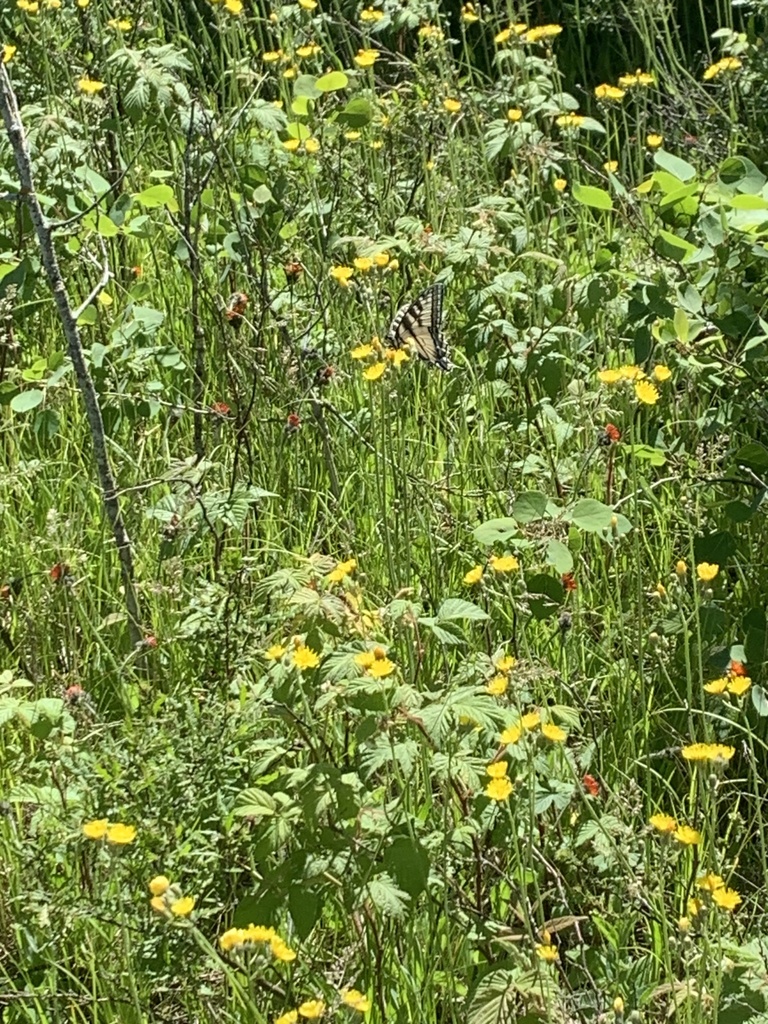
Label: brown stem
xmin=0 ymin=65 xmax=144 ymax=648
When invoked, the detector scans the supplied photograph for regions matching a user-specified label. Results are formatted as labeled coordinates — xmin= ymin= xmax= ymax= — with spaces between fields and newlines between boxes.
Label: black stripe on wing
xmin=385 ymin=282 xmax=451 ymax=370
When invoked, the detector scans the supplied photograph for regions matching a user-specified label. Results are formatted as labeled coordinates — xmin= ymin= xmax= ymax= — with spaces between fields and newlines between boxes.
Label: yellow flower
xmin=296 ymin=43 xmax=321 ymax=58
xmin=649 ymin=813 xmax=677 ymax=834
xmin=521 ymin=711 xmax=541 ymax=731
xmin=619 ymin=364 xmax=644 ymax=379
xmin=344 ymin=130 xmax=361 ymax=141
xmin=263 ymin=50 xmax=285 ymax=62
xmin=360 ymin=6 xmax=383 ymax=21
xmin=443 ymin=98 xmax=461 ymax=113
xmin=535 ymin=943 xmax=559 ymax=961
xmin=418 ymin=23 xmax=444 ymax=41
xmin=304 ymin=138 xmax=320 ymax=154
xmin=17 ymin=0 xmax=40 ymax=10
xmin=298 ymin=0 xmax=317 ymax=8
xmin=553 ymin=178 xmax=567 ymax=192
xmin=293 ymin=645 xmax=320 ymax=670
xmin=486 ymin=761 xmax=508 ymax=778
xmin=696 ymin=562 xmax=719 ymax=582
xmin=634 ymin=380 xmax=659 ymax=405
xmin=704 ymin=57 xmax=742 ymax=80
xmin=388 ymin=349 xmax=408 ymax=367
xmin=298 ymin=1001 xmax=325 ymax=1019
xmin=652 ymin=363 xmax=671 ymax=381
xmin=675 ymin=560 xmax=687 ymax=576
xmin=698 ymin=872 xmax=724 ymax=893
xmin=283 ymin=66 xmax=298 ymax=79
xmin=541 ymin=722 xmax=566 ymax=743
xmin=224 ymin=0 xmax=243 ymax=12
xmin=556 ymin=113 xmax=584 ymax=128
xmin=603 ymin=160 xmax=618 ymax=173
xmin=461 ymin=3 xmax=479 ymax=23
xmin=485 ymin=777 xmax=513 ymax=801
xmin=150 ymin=895 xmax=167 ymax=913
xmin=372 ymin=251 xmax=390 ymax=267
xmin=489 ymin=554 xmax=519 ymax=573
xmin=597 ymin=368 xmax=622 ymax=384
xmin=44 ymin=0 xmax=62 ymax=7
xmin=463 ymin=565 xmax=484 ymax=585
xmin=682 ymin=743 xmax=735 ymax=764
xmin=107 ymin=18 xmax=132 ymax=30
xmin=282 ymin=138 xmax=301 ymax=152
xmin=618 ymin=69 xmax=654 ymax=87
xmin=367 ymin=657 xmax=395 ymax=678
xmin=271 ymin=937 xmax=297 ymax=961
xmin=500 ymin=723 xmax=522 ymax=745
xmin=487 ymin=675 xmax=512 ymax=700
xmin=354 ymin=48 xmax=379 ymax=67
xmin=369 ymin=140 xmax=383 ymax=150
xmin=265 ymin=644 xmax=287 ymax=661
xmin=525 ymin=24 xmax=563 ymax=43
xmin=355 ymin=651 xmax=375 ymax=669
xmin=613 ymin=998 xmax=625 ymax=1015
xmin=351 ymin=344 xmax=374 ymax=360
xmin=712 ymin=886 xmax=742 ymax=911
xmin=354 ymin=256 xmax=373 ymax=273
xmin=170 ymin=896 xmax=195 ymax=917
xmin=276 ymin=1013 xmax=299 ymax=1024
xmin=363 ymin=361 xmax=386 ymax=380
xmin=704 ymin=677 xmax=728 ymax=694
xmin=727 ymin=676 xmax=751 ymax=696
xmin=106 ymin=823 xmax=136 ymax=845
xmin=341 ymin=990 xmax=371 ymax=1012
xmin=688 ymin=897 xmax=704 ymax=917
xmin=594 ymin=84 xmax=625 ymax=101
xmin=646 ymin=133 xmax=664 ymax=149
xmin=149 ymin=875 xmax=171 ymax=895
xmin=77 ymin=76 xmax=106 ymax=94
xmin=327 ymin=557 xmax=357 ymax=583
xmin=220 ymin=927 xmax=247 ymax=951
xmin=506 ymin=108 xmax=523 ymax=122
xmin=82 ymin=818 xmax=109 ymax=840
xmin=494 ymin=28 xmax=512 ymax=44
xmin=495 ymin=655 xmax=515 ymax=672
xmin=244 ymin=924 xmax=276 ymax=942
xmin=2 ymin=45 xmax=17 ymax=64
xmin=330 ymin=265 xmax=354 ymax=286
xmin=674 ymin=825 xmax=701 ymax=846
xmin=76 ymin=0 xmax=89 ymax=6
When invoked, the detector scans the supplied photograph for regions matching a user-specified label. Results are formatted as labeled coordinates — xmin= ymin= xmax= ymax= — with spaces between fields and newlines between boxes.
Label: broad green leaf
xmin=11 ymin=389 xmax=44 ymax=413
xmin=654 ymin=229 xmax=696 ymax=263
xmin=627 ymin=444 xmax=667 ymax=466
xmin=286 ymin=121 xmax=311 ymax=141
xmin=316 ymin=70 xmax=348 ymax=92
xmin=674 ymin=307 xmax=689 ymax=342
xmin=545 ymin=539 xmax=573 ymax=574
xmin=653 ymin=149 xmax=697 ymax=182
xmin=511 ymin=491 xmax=547 ymax=523
xmin=572 ymin=183 xmax=612 ymax=211
xmin=233 ymin=787 xmax=277 ymax=818
xmin=84 ymin=210 xmax=120 ymax=238
xmin=733 ymin=442 xmax=768 ymax=471
xmin=473 ymin=517 xmax=518 ymax=545
xmin=293 ymin=74 xmax=321 ymax=99
xmin=135 ymin=184 xmax=179 ymax=212
xmin=752 ymin=685 xmax=768 ymax=717
xmin=728 ymin=194 xmax=768 ymax=210
xmin=337 ymin=97 xmax=374 ymax=127
xmin=437 ymin=598 xmax=489 ymax=622
xmin=291 ymin=95 xmax=312 ymax=116
xmin=569 ymin=498 xmax=615 ymax=532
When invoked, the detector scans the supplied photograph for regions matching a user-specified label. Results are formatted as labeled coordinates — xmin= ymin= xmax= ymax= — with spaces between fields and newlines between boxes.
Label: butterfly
xmin=385 ymin=282 xmax=451 ymax=370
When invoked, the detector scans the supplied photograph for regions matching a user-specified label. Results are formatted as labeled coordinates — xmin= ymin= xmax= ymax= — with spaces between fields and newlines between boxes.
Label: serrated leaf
xmin=233 ymin=787 xmax=277 ymax=818
xmin=437 ymin=598 xmax=489 ymax=622
xmin=360 ymin=873 xmax=410 ymax=919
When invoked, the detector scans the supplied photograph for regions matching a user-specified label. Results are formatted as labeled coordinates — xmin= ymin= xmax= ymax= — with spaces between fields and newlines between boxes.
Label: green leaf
xmin=511 ymin=491 xmax=547 ymax=523
xmin=572 ymin=183 xmax=613 ymax=211
xmin=360 ymin=874 xmax=410 ymax=919
xmin=293 ymin=74 xmax=321 ymax=99
xmin=437 ymin=598 xmax=489 ymax=622
xmin=316 ymin=70 xmax=348 ymax=92
xmin=233 ymin=788 xmax=277 ymax=819
xmin=135 ymin=184 xmax=179 ymax=212
xmin=733 ymin=443 xmax=768 ymax=471
xmin=473 ymin=517 xmax=519 ymax=545
xmin=383 ymin=837 xmax=429 ymax=899
xmin=11 ymin=389 xmax=44 ymax=413
xmin=627 ymin=444 xmax=667 ymax=466
xmin=83 ymin=210 xmax=120 ymax=238
xmin=653 ymin=149 xmax=697 ymax=182
xmin=569 ymin=498 xmax=614 ymax=533
xmin=654 ymin=229 xmax=696 ymax=263
xmin=545 ymin=539 xmax=573 ymax=574
xmin=337 ymin=97 xmax=374 ymax=128
xmin=751 ymin=685 xmax=768 ymax=717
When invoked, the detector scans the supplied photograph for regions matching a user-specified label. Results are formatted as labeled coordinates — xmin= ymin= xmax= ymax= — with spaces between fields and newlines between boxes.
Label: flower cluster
xmin=704 ymin=659 xmax=751 ymax=698
xmin=597 ymin=363 xmax=671 ymax=405
xmin=463 ymin=553 xmax=519 ymax=586
xmin=499 ymin=712 xmax=567 ymax=747
xmin=703 ymin=56 xmax=742 ymax=81
xmin=649 ymin=813 xmax=701 ymax=845
xmin=327 ymin=557 xmax=357 ymax=584
xmin=355 ymin=645 xmax=396 ymax=679
xmin=148 ymin=875 xmax=196 ymax=918
xmin=696 ymin=872 xmax=742 ymax=911
xmin=82 ymin=819 xmax=136 ymax=844
xmin=351 ymin=336 xmax=409 ymax=381
xmin=681 ymin=742 xmax=735 ymax=765
xmin=220 ymin=923 xmax=297 ymax=961
xmin=330 ymin=252 xmax=395 ymax=289
xmin=485 ymin=653 xmax=516 ymax=696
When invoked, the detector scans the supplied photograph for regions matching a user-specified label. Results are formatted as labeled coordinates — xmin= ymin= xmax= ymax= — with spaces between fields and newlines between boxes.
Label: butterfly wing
xmin=386 ymin=282 xmax=451 ymax=370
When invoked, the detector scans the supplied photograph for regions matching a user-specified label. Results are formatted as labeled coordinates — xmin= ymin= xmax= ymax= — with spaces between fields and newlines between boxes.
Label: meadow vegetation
xmin=2 ymin=0 xmax=768 ymax=1021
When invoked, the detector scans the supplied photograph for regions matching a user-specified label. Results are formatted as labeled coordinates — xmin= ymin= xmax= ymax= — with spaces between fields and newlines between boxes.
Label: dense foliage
xmin=2 ymin=1 xmax=768 ymax=1022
